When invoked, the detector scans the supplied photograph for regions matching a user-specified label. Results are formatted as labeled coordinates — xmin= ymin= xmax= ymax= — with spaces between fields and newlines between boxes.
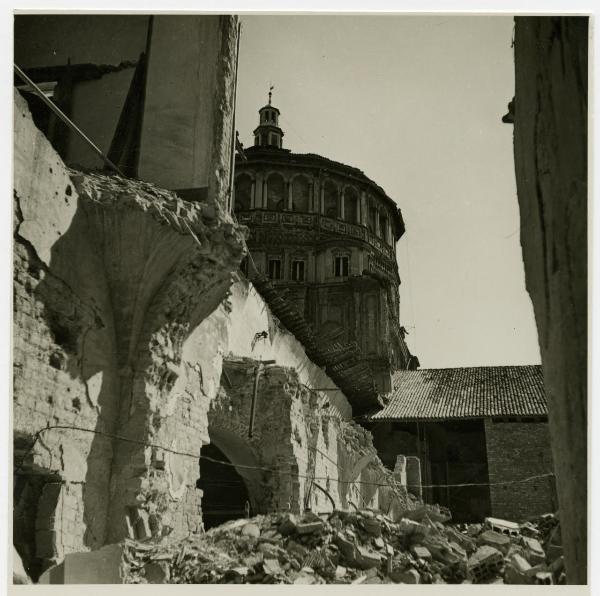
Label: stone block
xmin=467 ymin=545 xmax=503 ymax=583
xmin=445 ymin=526 xmax=476 ymax=553
xmin=484 ymin=517 xmax=521 ymax=537
xmin=478 ymin=530 xmax=511 ymax=554
xmin=398 ymin=518 xmax=429 ymax=539
xmin=411 ymin=545 xmax=432 ymax=561
xmin=355 ymin=546 xmax=382 ymax=570
xmin=521 ymin=536 xmax=545 ymax=565
xmin=263 ymin=558 xmax=282 ymax=576
xmin=519 ymin=521 xmax=540 ymax=539
xmin=39 ymin=544 xmax=126 ymax=584
xmin=504 ymin=553 xmax=533 ymax=584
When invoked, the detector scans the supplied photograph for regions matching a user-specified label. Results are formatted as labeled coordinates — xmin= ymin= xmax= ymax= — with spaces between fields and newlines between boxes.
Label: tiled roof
xmin=372 ymin=365 xmax=546 ymax=421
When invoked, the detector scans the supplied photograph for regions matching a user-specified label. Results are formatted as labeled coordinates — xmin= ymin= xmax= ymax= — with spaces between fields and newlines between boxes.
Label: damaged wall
xmin=13 ymin=86 xmax=414 ymax=580
xmin=176 ymin=277 xmax=414 ymax=524
xmin=206 ymin=358 xmax=414 ymax=522
xmin=511 ymin=16 xmax=588 ymax=584
xmin=14 ymin=15 xmax=239 ymax=197
xmin=13 ymin=88 xmax=245 ymax=576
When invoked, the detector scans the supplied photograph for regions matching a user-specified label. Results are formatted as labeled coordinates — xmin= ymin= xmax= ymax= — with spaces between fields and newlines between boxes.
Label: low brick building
xmin=369 ymin=365 xmax=557 ymax=523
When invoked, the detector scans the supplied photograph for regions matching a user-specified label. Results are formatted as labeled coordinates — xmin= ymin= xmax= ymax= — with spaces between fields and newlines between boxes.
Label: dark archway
xmin=234 ymin=174 xmax=252 ymax=212
xmin=266 ymin=173 xmax=285 ymax=211
xmin=291 ymin=175 xmax=310 ymax=212
xmin=323 ymin=180 xmax=338 ymax=218
xmin=197 ymin=442 xmax=252 ymax=529
xmin=344 ymin=187 xmax=359 ymax=224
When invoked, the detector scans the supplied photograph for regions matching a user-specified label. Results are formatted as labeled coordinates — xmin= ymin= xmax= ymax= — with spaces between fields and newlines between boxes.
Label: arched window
xmin=379 ymin=212 xmax=388 ymax=242
xmin=234 ymin=174 xmax=252 ymax=212
xmin=367 ymin=200 xmax=377 ymax=233
xmin=291 ymin=176 xmax=310 ymax=212
xmin=323 ymin=180 xmax=338 ymax=219
xmin=266 ymin=173 xmax=285 ymax=211
xmin=344 ymin=187 xmax=359 ymax=224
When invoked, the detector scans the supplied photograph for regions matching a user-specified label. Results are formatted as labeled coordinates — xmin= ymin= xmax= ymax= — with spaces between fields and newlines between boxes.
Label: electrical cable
xmin=15 ymin=424 xmax=555 ymax=491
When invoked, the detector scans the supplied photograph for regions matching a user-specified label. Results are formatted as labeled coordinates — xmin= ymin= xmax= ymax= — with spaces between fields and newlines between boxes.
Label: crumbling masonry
xmin=13 ymin=88 xmax=415 ymax=579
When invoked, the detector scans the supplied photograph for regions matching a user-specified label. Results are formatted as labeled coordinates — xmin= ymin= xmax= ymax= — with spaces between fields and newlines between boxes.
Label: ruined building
xmin=13 ymin=15 xmax=419 ymax=582
xmin=234 ymin=96 xmax=418 ymax=413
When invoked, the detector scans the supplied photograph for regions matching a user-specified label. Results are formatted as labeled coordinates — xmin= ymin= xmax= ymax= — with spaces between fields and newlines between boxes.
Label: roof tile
xmin=372 ymin=365 xmax=546 ymax=421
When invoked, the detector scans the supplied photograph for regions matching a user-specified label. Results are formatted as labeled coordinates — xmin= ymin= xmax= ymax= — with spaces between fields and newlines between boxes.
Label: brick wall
xmin=205 ymin=358 xmax=413 ymax=521
xmin=484 ymin=418 xmax=556 ymax=521
xmin=13 ymin=84 xmax=245 ymax=576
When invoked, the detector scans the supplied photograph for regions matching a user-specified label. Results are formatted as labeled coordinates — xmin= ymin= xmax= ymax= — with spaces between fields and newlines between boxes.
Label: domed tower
xmin=234 ymin=94 xmax=418 ymax=413
xmin=253 ymin=89 xmax=284 ymax=149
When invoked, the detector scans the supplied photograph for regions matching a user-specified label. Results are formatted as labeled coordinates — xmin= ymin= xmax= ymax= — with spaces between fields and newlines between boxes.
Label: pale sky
xmin=235 ymin=14 xmax=541 ymax=369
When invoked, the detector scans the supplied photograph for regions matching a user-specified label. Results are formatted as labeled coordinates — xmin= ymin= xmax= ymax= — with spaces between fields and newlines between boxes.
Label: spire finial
xmin=268 ymin=84 xmax=274 ymax=105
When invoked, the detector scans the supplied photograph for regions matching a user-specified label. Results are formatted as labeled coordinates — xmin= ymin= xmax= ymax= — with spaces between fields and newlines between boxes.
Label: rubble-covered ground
xmin=120 ymin=506 xmax=564 ymax=585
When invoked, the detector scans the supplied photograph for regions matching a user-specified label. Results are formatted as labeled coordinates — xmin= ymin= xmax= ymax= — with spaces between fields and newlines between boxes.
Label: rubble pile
xmin=117 ymin=508 xmax=564 ymax=585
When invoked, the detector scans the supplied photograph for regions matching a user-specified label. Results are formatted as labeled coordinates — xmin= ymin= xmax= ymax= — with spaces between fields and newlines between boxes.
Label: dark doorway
xmin=197 ymin=443 xmax=252 ymax=529
xmin=425 ymin=419 xmax=491 ymax=523
xmin=13 ymin=470 xmax=63 ymax=582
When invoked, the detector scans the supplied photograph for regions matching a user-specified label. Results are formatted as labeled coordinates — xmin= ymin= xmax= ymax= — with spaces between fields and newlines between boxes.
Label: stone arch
xmin=201 ymin=427 xmax=264 ymax=518
xmin=234 ymin=173 xmax=252 ymax=212
xmin=323 ymin=179 xmax=338 ymax=218
xmin=291 ymin=174 xmax=310 ymax=212
xmin=266 ymin=172 xmax=285 ymax=211
xmin=343 ymin=186 xmax=360 ymax=224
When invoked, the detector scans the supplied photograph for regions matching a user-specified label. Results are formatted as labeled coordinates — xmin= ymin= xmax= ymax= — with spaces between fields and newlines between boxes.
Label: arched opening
xmin=344 ymin=187 xmax=359 ymax=224
xmin=234 ymin=174 xmax=252 ymax=212
xmin=266 ymin=173 xmax=285 ymax=211
xmin=197 ymin=426 xmax=263 ymax=529
xmin=13 ymin=441 xmax=64 ymax=583
xmin=291 ymin=175 xmax=310 ymax=212
xmin=379 ymin=212 xmax=388 ymax=242
xmin=367 ymin=200 xmax=377 ymax=234
xmin=197 ymin=442 xmax=252 ymax=529
xmin=323 ymin=180 xmax=338 ymax=218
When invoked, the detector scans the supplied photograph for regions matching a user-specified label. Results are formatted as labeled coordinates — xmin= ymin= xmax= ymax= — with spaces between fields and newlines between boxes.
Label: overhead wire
xmin=15 ymin=424 xmax=555 ymax=491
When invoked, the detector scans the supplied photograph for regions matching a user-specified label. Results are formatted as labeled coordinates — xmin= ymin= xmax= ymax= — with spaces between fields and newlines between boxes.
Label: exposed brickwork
xmin=484 ymin=419 xmax=556 ymax=521
xmin=13 ymin=86 xmax=245 ymax=574
xmin=207 ymin=358 xmax=412 ymax=521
